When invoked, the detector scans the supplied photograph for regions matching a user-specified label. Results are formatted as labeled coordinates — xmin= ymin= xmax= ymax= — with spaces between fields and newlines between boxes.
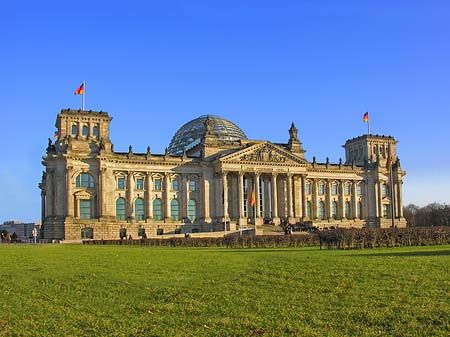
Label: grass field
xmin=0 ymin=244 xmax=449 ymax=337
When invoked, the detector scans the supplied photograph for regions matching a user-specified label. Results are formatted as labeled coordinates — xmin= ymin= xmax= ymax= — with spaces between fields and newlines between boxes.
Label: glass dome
xmin=168 ymin=115 xmax=247 ymax=156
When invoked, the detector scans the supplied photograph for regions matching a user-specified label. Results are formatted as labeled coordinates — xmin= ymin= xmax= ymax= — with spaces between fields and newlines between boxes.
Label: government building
xmin=40 ymin=109 xmax=406 ymax=241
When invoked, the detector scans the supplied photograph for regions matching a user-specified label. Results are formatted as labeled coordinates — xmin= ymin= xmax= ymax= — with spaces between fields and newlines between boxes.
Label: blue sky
xmin=2 ymin=1 xmax=450 ymax=223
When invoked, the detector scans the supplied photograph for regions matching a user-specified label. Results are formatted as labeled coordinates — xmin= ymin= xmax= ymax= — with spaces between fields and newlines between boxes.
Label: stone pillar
xmin=181 ymin=175 xmax=188 ymax=221
xmin=263 ymin=176 xmax=270 ymax=218
xmin=287 ymin=174 xmax=294 ymax=221
xmin=67 ymin=167 xmax=74 ymax=217
xmin=238 ymin=172 xmax=246 ymax=226
xmin=352 ymin=181 xmax=358 ymax=220
xmin=46 ymin=169 xmax=54 ymax=216
xmin=339 ymin=180 xmax=345 ymax=219
xmin=271 ymin=173 xmax=279 ymax=223
xmin=254 ymin=172 xmax=261 ymax=226
xmin=313 ymin=179 xmax=319 ymax=219
xmin=127 ymin=172 xmax=134 ymax=220
xmin=146 ymin=172 xmax=152 ymax=220
xmin=301 ymin=175 xmax=306 ymax=220
xmin=376 ymin=181 xmax=382 ymax=219
xmin=397 ymin=181 xmax=403 ymax=217
xmin=326 ymin=179 xmax=332 ymax=220
xmin=41 ymin=190 xmax=46 ymax=223
xmin=164 ymin=172 xmax=171 ymax=222
xmin=223 ymin=172 xmax=229 ymax=220
xmin=202 ymin=173 xmax=211 ymax=223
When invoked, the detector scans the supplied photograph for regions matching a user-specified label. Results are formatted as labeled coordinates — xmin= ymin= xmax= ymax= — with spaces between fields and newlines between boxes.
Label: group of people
xmin=0 ymin=227 xmax=38 ymax=244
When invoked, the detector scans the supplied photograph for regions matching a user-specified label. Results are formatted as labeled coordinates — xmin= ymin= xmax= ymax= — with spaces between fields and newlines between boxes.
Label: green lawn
xmin=0 ymin=244 xmax=449 ymax=337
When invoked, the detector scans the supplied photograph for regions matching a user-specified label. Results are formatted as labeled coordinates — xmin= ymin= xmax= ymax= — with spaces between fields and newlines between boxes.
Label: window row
xmin=116 ymin=177 xmax=197 ymax=192
xmin=305 ymin=200 xmax=364 ymax=220
xmin=305 ymin=181 xmax=363 ymax=196
xmin=115 ymin=198 xmax=197 ymax=222
xmin=71 ymin=123 xmax=99 ymax=138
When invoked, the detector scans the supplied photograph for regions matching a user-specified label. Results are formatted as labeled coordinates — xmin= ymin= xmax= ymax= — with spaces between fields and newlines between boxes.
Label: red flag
xmin=74 ymin=83 xmax=84 ymax=95
xmin=363 ymin=112 xmax=369 ymax=123
xmin=249 ymin=185 xmax=255 ymax=206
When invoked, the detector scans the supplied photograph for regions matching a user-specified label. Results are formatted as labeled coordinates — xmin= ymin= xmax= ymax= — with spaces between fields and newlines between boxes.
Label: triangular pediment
xmin=219 ymin=142 xmax=308 ymax=166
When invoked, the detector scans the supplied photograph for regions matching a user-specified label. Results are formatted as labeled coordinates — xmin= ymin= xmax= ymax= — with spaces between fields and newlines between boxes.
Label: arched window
xmin=345 ymin=201 xmax=351 ymax=219
xmin=93 ymin=125 xmax=99 ymax=138
xmin=76 ymin=173 xmax=95 ymax=188
xmin=135 ymin=198 xmax=145 ymax=220
xmin=187 ymin=199 xmax=196 ymax=222
xmin=153 ymin=198 xmax=163 ymax=220
xmin=318 ymin=201 xmax=325 ymax=219
xmin=82 ymin=125 xmax=88 ymax=136
xmin=306 ymin=201 xmax=312 ymax=219
xmin=71 ymin=124 xmax=78 ymax=136
xmin=359 ymin=202 xmax=364 ymax=219
xmin=116 ymin=198 xmax=126 ymax=220
xmin=171 ymin=199 xmax=180 ymax=220
xmin=332 ymin=201 xmax=338 ymax=219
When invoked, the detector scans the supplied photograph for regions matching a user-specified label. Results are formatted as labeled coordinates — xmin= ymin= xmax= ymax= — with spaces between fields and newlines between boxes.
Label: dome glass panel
xmin=168 ymin=115 xmax=247 ymax=155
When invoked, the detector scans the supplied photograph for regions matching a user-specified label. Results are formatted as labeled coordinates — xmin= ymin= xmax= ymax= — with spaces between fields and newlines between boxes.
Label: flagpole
xmin=82 ymin=80 xmax=85 ymax=111
xmin=367 ymin=112 xmax=371 ymax=135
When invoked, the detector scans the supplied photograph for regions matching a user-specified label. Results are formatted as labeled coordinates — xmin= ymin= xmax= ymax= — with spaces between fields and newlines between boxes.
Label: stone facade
xmin=40 ymin=109 xmax=406 ymax=241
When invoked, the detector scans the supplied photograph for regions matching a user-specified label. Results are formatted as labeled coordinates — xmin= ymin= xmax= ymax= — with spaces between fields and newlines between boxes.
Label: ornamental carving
xmin=240 ymin=146 xmax=287 ymax=163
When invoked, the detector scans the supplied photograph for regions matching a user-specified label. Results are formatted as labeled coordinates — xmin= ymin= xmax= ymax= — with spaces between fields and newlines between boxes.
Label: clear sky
xmin=2 ymin=0 xmax=450 ymax=223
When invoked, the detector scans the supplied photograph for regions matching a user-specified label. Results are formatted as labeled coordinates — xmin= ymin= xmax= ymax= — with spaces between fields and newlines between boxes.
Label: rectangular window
xmin=189 ymin=180 xmax=196 ymax=192
xmin=305 ymin=182 xmax=311 ymax=195
xmin=136 ymin=178 xmax=144 ymax=190
xmin=154 ymin=178 xmax=162 ymax=191
xmin=172 ymin=179 xmax=179 ymax=191
xmin=318 ymin=184 xmax=325 ymax=195
xmin=79 ymin=200 xmax=91 ymax=219
xmin=357 ymin=184 xmax=363 ymax=196
xmin=345 ymin=184 xmax=351 ymax=195
xmin=331 ymin=185 xmax=338 ymax=195
xmin=383 ymin=204 xmax=389 ymax=218
xmin=117 ymin=177 xmax=125 ymax=190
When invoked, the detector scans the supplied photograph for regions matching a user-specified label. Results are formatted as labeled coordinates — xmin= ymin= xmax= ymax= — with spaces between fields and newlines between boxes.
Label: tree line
xmin=404 ymin=203 xmax=450 ymax=227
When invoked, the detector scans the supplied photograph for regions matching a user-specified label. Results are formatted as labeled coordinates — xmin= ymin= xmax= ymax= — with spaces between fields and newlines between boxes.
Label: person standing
xmin=32 ymin=227 xmax=37 ymax=244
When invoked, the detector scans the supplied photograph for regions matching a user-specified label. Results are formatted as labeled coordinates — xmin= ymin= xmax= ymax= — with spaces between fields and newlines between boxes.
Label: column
xmin=313 ymin=179 xmax=319 ymax=219
xmin=397 ymin=181 xmax=403 ymax=217
xmin=146 ymin=172 xmax=152 ymax=220
xmin=271 ymin=173 xmax=278 ymax=221
xmin=255 ymin=172 xmax=261 ymax=224
xmin=164 ymin=172 xmax=171 ymax=221
xmin=326 ymin=179 xmax=332 ymax=220
xmin=202 ymin=174 xmax=211 ymax=223
xmin=376 ymin=181 xmax=382 ymax=219
xmin=41 ymin=190 xmax=46 ymax=223
xmin=127 ymin=172 xmax=134 ymax=220
xmin=223 ymin=172 xmax=229 ymax=219
xmin=238 ymin=172 xmax=246 ymax=225
xmin=67 ymin=167 xmax=74 ymax=217
xmin=352 ymin=181 xmax=358 ymax=220
xmin=339 ymin=180 xmax=345 ymax=219
xmin=263 ymin=176 xmax=270 ymax=218
xmin=301 ymin=175 xmax=306 ymax=220
xmin=287 ymin=174 xmax=294 ymax=219
xmin=181 ymin=175 xmax=188 ymax=221
xmin=46 ymin=169 xmax=54 ymax=217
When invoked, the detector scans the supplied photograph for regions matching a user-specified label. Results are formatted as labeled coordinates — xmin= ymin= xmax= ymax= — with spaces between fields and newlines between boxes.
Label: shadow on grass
xmin=350 ymin=249 xmax=450 ymax=257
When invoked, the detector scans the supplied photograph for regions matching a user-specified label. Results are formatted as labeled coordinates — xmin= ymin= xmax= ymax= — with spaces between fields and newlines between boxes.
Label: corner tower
xmin=343 ymin=134 xmax=397 ymax=167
